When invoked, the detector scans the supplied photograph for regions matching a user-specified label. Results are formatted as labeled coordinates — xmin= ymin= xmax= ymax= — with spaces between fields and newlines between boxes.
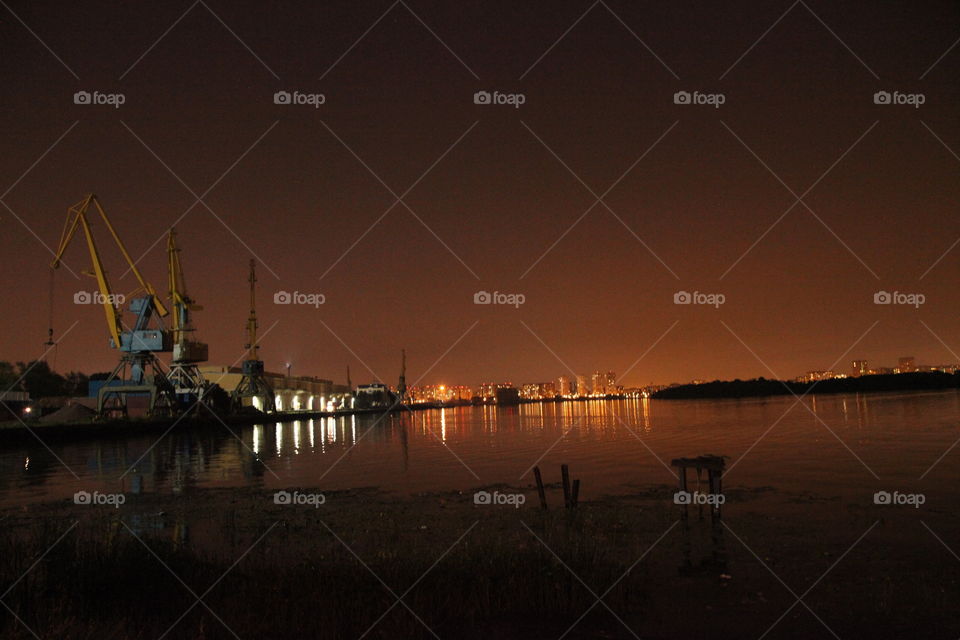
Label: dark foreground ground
xmin=0 ymin=483 xmax=956 ymax=639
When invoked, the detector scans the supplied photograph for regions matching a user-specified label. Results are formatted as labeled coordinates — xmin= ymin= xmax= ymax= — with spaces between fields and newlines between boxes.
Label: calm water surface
xmin=3 ymin=391 xmax=959 ymax=506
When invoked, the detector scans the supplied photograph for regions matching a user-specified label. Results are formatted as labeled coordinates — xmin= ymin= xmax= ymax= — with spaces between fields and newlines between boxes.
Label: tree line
xmin=0 ymin=360 xmax=95 ymax=399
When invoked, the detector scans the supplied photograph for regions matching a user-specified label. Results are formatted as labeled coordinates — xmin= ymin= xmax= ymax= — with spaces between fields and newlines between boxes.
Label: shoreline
xmin=4 ymin=383 xmax=959 ymax=442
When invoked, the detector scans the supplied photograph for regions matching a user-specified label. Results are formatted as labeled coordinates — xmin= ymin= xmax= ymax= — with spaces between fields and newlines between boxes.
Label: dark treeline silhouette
xmin=653 ymin=372 xmax=960 ymax=400
xmin=0 ymin=360 xmax=90 ymax=398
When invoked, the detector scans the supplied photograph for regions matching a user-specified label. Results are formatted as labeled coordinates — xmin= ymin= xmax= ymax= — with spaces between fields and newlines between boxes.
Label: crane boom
xmin=167 ymin=229 xmax=208 ymax=364
xmin=51 ymin=194 xmax=168 ymax=348
xmin=245 ymin=258 xmax=259 ymax=361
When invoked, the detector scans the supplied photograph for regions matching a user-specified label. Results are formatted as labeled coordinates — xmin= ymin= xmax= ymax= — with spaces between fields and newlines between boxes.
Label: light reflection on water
xmin=1 ymin=391 xmax=958 ymax=506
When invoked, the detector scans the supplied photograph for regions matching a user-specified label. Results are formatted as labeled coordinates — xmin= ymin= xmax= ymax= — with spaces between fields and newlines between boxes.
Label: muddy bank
xmin=1 ymin=484 xmax=956 ymax=639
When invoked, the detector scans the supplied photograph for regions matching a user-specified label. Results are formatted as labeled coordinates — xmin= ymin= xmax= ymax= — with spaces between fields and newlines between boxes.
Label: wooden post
xmin=533 ymin=466 xmax=548 ymax=511
xmin=679 ymin=466 xmax=688 ymax=520
xmin=561 ymin=464 xmax=571 ymax=509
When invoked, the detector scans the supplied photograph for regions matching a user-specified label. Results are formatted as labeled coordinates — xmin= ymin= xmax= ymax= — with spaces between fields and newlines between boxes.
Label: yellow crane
xmin=232 ymin=259 xmax=275 ymax=412
xmin=166 ymin=229 xmax=211 ymax=406
xmin=51 ymin=194 xmax=175 ymax=418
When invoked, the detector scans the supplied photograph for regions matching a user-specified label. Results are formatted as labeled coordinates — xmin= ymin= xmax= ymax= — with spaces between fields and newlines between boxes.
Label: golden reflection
xmin=275 ymin=423 xmax=282 ymax=456
xmin=308 ymin=419 xmax=316 ymax=449
xmin=293 ymin=421 xmax=302 ymax=454
xmin=253 ymin=424 xmax=262 ymax=455
xmin=325 ymin=417 xmax=336 ymax=443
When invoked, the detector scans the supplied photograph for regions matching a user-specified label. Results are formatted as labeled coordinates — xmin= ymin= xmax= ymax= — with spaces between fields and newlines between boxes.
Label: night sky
xmin=1 ymin=1 xmax=958 ymax=387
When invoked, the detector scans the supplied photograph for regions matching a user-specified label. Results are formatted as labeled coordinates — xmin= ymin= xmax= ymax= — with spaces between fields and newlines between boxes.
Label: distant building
xmin=797 ymin=370 xmax=837 ymax=383
xmin=592 ymin=371 xmax=603 ymax=395
xmin=605 ymin=371 xmax=616 ymax=392
xmin=576 ymin=374 xmax=588 ymax=397
xmin=494 ymin=387 xmax=520 ymax=405
xmin=354 ymin=383 xmax=397 ymax=410
xmin=558 ymin=375 xmax=571 ymax=396
xmin=851 ymin=360 xmax=868 ymax=377
xmin=898 ymin=356 xmax=916 ymax=373
xmin=520 ymin=382 xmax=558 ymax=399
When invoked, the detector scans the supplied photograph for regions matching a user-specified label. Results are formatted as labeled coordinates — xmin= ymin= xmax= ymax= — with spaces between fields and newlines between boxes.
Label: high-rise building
xmin=851 ymin=360 xmax=868 ymax=377
xmin=576 ymin=374 xmax=588 ymax=397
xmin=592 ymin=371 xmax=603 ymax=396
xmin=520 ymin=383 xmax=540 ymax=399
xmin=558 ymin=375 xmax=571 ymax=396
xmin=898 ymin=356 xmax=916 ymax=373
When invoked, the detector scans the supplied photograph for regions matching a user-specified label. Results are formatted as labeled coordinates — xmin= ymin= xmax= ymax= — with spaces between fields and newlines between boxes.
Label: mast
xmin=245 ymin=259 xmax=259 ymax=361
xmin=398 ymin=349 xmax=407 ymax=402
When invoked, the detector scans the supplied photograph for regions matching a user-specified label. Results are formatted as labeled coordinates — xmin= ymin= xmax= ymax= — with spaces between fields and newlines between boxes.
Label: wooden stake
xmin=533 ymin=466 xmax=548 ymax=511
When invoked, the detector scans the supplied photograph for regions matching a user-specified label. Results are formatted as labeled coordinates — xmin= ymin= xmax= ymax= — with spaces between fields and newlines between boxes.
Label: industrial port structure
xmin=49 ymin=194 xmax=350 ymax=420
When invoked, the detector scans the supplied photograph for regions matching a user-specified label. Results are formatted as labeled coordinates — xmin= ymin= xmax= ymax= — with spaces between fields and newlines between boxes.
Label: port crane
xmin=51 ymin=194 xmax=176 ymax=418
xmin=166 ymin=229 xmax=211 ymax=410
xmin=231 ymin=259 xmax=275 ymax=412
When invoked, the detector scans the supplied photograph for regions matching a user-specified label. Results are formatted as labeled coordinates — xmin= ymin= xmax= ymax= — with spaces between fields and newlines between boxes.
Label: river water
xmin=2 ymin=391 xmax=958 ymax=506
